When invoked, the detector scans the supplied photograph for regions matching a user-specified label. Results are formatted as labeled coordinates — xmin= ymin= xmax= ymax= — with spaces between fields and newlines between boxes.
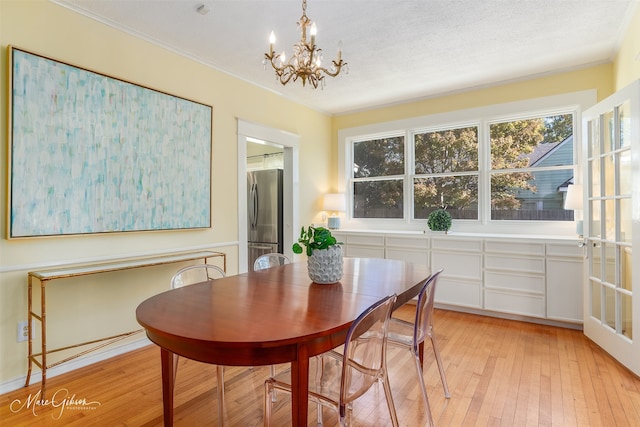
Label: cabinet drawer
xmin=385 ymin=235 xmax=429 ymax=249
xmin=546 ymin=242 xmax=583 ymax=257
xmin=485 ymin=240 xmax=545 ymax=256
xmin=385 ymin=248 xmax=429 ymax=265
xmin=346 ymin=234 xmax=385 ymax=246
xmin=485 ymin=254 xmax=545 ymax=274
xmin=431 ymin=237 xmax=482 ymax=252
xmin=485 ymin=271 xmax=544 ymax=293
xmin=344 ymin=245 xmax=385 ymax=258
xmin=432 ymin=251 xmax=482 ymax=280
xmin=484 ymin=289 xmax=545 ymax=317
xmin=435 ymin=277 xmax=481 ymax=308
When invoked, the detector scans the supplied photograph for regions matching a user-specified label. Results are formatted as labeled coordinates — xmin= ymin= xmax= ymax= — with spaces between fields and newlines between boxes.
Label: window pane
xmin=353 ymin=137 xmax=404 ymax=178
xmin=491 ymin=169 xmax=574 ymax=220
xmin=353 ymin=180 xmax=403 ymax=218
xmin=414 ymin=176 xmax=478 ymax=220
xmin=490 ymin=115 xmax=573 ymax=170
xmin=490 ymin=114 xmax=574 ymax=222
xmin=414 ymin=127 xmax=478 ymax=174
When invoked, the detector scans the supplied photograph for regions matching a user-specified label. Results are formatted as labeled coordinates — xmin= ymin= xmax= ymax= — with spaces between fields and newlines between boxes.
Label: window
xmin=413 ymin=126 xmax=479 ymax=220
xmin=338 ymin=91 xmax=593 ymax=233
xmin=490 ymin=114 xmax=574 ymax=221
xmin=352 ymin=136 xmax=404 ymax=218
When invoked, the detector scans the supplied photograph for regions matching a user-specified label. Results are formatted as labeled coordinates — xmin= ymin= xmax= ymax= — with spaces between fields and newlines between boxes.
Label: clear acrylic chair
xmin=252 ymin=252 xmax=290 ymax=400
xmin=387 ymin=269 xmax=449 ymax=427
xmin=264 ymin=294 xmax=399 ymax=427
xmin=253 ymin=252 xmax=290 ymax=271
xmin=170 ymin=264 xmax=226 ymax=426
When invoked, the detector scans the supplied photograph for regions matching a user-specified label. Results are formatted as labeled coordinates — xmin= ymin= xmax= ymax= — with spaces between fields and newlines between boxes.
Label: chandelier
xmin=264 ymin=0 xmax=347 ymax=89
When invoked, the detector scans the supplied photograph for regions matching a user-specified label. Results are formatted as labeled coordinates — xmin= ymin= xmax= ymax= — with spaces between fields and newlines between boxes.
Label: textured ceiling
xmin=52 ymin=0 xmax=639 ymax=115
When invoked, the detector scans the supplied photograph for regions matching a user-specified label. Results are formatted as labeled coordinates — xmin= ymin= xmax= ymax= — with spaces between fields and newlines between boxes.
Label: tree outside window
xmin=346 ymin=111 xmax=575 ymax=223
xmin=352 ymin=136 xmax=404 ymax=218
xmin=490 ymin=114 xmax=574 ymax=221
xmin=414 ymin=126 xmax=479 ymax=219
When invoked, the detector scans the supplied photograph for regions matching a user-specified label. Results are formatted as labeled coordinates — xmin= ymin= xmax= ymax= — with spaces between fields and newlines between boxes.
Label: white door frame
xmin=237 ymin=120 xmax=299 ymax=273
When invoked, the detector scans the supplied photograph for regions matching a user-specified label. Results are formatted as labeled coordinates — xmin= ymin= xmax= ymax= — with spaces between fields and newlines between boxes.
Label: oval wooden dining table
xmin=136 ymin=257 xmax=432 ymax=426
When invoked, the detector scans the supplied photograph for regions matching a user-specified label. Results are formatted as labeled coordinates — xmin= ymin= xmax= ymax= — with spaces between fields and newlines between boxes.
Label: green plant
xmin=292 ymin=226 xmax=341 ymax=256
xmin=427 ymin=209 xmax=452 ymax=232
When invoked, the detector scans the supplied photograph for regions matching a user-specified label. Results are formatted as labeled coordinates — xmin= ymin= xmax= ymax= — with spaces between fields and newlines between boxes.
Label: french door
xmin=582 ymin=80 xmax=639 ymax=376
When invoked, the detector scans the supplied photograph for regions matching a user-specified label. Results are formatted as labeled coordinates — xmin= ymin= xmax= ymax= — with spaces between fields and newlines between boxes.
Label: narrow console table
xmin=25 ymin=250 xmax=226 ymax=398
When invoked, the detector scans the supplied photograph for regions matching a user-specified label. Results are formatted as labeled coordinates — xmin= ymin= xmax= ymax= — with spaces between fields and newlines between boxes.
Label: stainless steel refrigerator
xmin=247 ymin=169 xmax=283 ymax=270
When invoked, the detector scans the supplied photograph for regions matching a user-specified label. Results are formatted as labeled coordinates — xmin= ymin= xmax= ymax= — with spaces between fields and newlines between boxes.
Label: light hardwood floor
xmin=2 ymin=306 xmax=640 ymax=426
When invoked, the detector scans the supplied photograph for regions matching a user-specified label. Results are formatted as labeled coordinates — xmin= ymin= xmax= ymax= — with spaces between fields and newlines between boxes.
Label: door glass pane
xmin=589 ymin=118 xmax=600 ymax=158
xmin=589 ymin=157 xmax=601 ymax=197
xmin=619 ymin=100 xmax=631 ymax=148
xmin=604 ymin=285 xmax=616 ymax=329
xmin=603 ymin=111 xmax=614 ymax=152
xmin=604 ymin=199 xmax=616 ymax=241
xmin=621 ymin=198 xmax=632 ymax=243
xmin=603 ymin=242 xmax=617 ymax=284
xmin=590 ymin=240 xmax=602 ymax=278
xmin=619 ymin=150 xmax=631 ymax=195
xmin=591 ymin=280 xmax=601 ymax=320
xmin=590 ymin=199 xmax=601 ymax=238
xmin=603 ymin=154 xmax=615 ymax=197
xmin=621 ymin=246 xmax=633 ymax=292
xmin=622 ymin=293 xmax=633 ymax=339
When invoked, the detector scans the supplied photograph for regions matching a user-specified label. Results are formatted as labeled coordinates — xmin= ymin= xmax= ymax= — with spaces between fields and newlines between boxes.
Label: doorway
xmin=237 ymin=120 xmax=299 ymax=273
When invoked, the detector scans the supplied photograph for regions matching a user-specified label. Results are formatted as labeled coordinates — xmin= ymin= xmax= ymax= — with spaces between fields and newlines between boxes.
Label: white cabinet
xmin=385 ymin=235 xmax=429 ymax=265
xmin=335 ymin=230 xmax=583 ymax=326
xmin=484 ymin=240 xmax=546 ymax=318
xmin=431 ymin=237 xmax=483 ymax=308
xmin=546 ymin=242 xmax=583 ymax=323
xmin=334 ymin=232 xmax=385 ymax=258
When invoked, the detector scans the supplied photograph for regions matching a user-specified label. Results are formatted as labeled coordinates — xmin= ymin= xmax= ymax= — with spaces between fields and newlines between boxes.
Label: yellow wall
xmin=333 ymin=64 xmax=614 ymax=132
xmin=0 ymin=0 xmax=331 ymax=385
xmin=614 ymin=5 xmax=640 ymax=90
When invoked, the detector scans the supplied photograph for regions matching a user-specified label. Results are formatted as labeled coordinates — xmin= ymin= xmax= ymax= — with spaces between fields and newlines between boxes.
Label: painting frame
xmin=7 ymin=46 xmax=212 ymax=239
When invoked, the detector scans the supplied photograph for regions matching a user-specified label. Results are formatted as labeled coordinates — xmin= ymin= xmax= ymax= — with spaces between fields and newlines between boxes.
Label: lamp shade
xmin=564 ymin=184 xmax=583 ymax=210
xmin=323 ymin=193 xmax=346 ymax=212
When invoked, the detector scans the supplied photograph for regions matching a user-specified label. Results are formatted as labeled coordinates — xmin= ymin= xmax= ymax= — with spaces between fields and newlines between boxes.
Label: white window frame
xmin=337 ymin=90 xmax=596 ymax=235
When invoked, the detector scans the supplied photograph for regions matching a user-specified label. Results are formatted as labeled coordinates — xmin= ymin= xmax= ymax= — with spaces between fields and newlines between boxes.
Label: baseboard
xmin=434 ymin=303 xmax=584 ymax=331
xmin=0 ymin=336 xmax=151 ymax=395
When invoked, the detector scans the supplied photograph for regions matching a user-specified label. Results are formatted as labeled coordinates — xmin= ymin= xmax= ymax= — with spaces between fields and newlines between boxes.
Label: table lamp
xmin=564 ymin=184 xmax=583 ymax=236
xmin=323 ymin=193 xmax=346 ymax=230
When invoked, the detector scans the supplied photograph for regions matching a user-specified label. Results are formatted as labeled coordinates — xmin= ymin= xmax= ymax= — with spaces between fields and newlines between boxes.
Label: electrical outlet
xmin=17 ymin=320 xmax=31 ymax=343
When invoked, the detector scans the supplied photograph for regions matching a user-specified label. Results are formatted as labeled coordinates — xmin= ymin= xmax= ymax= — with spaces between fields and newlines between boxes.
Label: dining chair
xmin=253 ymin=252 xmax=290 ymax=271
xmin=252 ymin=252 xmax=290 ymax=402
xmin=387 ymin=269 xmax=449 ymax=427
xmin=170 ymin=263 xmax=226 ymax=426
xmin=264 ymin=293 xmax=399 ymax=427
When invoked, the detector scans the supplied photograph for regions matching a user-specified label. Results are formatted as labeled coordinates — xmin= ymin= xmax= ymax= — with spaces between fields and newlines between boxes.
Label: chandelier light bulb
xmin=269 ymin=31 xmax=276 ymax=44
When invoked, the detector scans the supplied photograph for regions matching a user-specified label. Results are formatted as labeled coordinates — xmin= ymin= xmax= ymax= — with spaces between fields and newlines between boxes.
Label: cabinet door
xmin=547 ymin=257 xmax=583 ymax=322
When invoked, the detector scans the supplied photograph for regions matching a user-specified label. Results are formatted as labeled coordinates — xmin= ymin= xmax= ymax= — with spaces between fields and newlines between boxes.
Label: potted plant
xmin=427 ymin=208 xmax=452 ymax=234
xmin=293 ymin=226 xmax=343 ymax=284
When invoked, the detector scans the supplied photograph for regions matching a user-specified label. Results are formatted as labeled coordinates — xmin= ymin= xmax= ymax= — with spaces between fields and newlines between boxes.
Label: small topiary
xmin=427 ymin=209 xmax=452 ymax=233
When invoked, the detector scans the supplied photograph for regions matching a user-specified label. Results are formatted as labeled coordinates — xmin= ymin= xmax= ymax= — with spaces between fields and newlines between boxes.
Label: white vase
xmin=307 ymin=245 xmax=343 ymax=284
